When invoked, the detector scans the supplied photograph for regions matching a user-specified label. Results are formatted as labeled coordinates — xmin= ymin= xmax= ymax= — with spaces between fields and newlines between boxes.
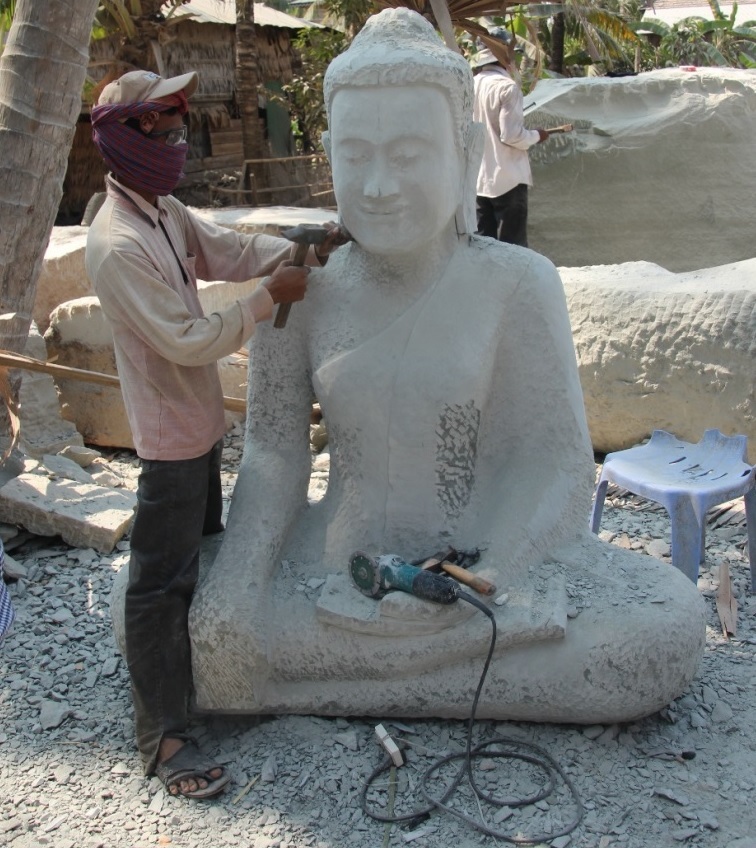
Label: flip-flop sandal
xmin=155 ymin=737 xmax=231 ymax=800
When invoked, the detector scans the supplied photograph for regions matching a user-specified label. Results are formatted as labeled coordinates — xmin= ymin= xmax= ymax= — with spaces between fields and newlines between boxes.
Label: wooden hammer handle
xmin=274 ymin=241 xmax=310 ymax=329
xmin=545 ymin=123 xmax=574 ymax=135
xmin=441 ymin=563 xmax=497 ymax=596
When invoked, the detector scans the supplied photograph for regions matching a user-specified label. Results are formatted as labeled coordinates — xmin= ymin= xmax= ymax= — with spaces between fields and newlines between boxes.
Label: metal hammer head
xmin=281 ymin=223 xmax=330 ymax=246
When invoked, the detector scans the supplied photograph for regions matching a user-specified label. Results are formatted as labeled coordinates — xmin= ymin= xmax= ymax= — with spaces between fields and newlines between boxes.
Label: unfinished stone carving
xmin=189 ymin=8 xmax=706 ymax=723
xmin=525 ymin=68 xmax=756 ymax=272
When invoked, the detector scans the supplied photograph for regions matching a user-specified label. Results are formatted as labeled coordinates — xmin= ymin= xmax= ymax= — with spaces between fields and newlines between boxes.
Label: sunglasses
xmin=147 ymin=124 xmax=188 ymax=147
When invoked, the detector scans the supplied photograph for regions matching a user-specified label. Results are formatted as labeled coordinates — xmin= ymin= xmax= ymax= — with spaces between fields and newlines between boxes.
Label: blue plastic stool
xmin=590 ymin=429 xmax=756 ymax=587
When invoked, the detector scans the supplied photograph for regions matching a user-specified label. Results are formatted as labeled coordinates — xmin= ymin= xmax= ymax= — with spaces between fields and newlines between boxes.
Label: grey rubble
xmin=1 ymin=427 xmax=755 ymax=848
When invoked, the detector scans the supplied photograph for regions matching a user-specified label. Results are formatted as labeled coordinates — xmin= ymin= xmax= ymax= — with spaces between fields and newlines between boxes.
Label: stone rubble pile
xmin=0 ymin=427 xmax=755 ymax=848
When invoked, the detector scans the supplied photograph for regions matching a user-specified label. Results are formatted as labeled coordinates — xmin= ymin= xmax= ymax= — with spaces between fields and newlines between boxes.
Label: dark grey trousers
xmin=124 ymin=438 xmax=224 ymax=774
xmin=475 ymin=183 xmax=530 ymax=247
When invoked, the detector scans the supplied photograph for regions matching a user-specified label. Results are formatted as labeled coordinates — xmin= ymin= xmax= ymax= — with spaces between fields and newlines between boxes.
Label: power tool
xmin=349 ymin=551 xmax=461 ymax=604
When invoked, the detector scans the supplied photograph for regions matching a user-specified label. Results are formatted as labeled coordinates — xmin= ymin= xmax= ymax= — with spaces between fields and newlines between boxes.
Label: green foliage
xmin=629 ymin=0 xmax=756 ymax=70
xmin=508 ymin=1 xmax=640 ymax=75
xmin=94 ymin=0 xmax=187 ymax=38
xmin=0 ymin=0 xmax=15 ymax=53
xmin=280 ymin=0 xmax=372 ymax=152
xmin=282 ymin=26 xmax=348 ymax=152
xmin=323 ymin=0 xmax=373 ymax=33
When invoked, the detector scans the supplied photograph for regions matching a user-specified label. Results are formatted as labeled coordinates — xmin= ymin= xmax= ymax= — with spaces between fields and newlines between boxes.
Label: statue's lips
xmin=357 ymin=206 xmax=405 ymax=217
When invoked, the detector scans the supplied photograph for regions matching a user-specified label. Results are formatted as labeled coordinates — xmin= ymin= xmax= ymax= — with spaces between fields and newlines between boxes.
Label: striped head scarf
xmin=91 ymin=93 xmax=189 ymax=196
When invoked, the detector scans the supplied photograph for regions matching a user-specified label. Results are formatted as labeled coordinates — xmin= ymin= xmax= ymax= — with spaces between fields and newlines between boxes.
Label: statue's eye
xmin=391 ymin=153 xmax=419 ymax=167
xmin=390 ymin=142 xmax=423 ymax=168
xmin=340 ymin=143 xmax=370 ymax=166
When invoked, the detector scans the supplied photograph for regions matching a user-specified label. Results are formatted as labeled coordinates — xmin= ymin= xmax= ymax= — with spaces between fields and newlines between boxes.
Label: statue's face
xmin=329 ymin=85 xmax=464 ymax=255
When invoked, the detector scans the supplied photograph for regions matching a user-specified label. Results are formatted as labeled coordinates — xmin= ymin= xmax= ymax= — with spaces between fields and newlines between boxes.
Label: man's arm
xmin=181 ymin=205 xmax=345 ymax=283
xmin=93 ymin=246 xmax=308 ymax=367
xmin=497 ymin=80 xmax=545 ymax=150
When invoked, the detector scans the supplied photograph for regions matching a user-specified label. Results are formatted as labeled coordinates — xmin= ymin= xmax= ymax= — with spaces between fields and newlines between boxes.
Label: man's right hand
xmin=263 ymin=261 xmax=310 ymax=304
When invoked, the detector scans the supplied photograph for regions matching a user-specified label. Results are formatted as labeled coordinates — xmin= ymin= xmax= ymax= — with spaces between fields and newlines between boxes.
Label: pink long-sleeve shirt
xmin=85 ymin=175 xmax=297 ymax=460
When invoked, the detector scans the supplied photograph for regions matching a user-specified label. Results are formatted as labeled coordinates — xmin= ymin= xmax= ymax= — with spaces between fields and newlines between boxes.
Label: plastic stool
xmin=590 ymin=429 xmax=756 ymax=587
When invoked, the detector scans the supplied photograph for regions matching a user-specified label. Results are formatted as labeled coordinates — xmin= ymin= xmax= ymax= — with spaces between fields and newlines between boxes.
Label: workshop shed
xmin=60 ymin=0 xmax=320 ymax=223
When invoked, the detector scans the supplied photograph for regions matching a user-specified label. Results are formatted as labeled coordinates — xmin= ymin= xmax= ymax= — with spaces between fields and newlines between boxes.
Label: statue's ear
xmin=455 ymin=121 xmax=485 ymax=236
xmin=322 ymin=131 xmax=332 ymax=165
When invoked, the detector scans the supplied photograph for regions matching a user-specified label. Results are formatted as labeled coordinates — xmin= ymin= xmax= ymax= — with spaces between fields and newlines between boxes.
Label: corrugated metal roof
xmin=166 ymin=0 xmax=322 ymax=29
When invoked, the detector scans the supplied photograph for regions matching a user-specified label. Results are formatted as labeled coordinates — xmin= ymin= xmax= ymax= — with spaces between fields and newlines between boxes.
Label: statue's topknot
xmin=323 ymin=8 xmax=473 ymax=144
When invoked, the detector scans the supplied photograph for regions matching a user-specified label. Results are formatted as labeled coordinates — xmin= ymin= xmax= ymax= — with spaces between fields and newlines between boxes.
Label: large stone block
xmin=561 ymin=258 xmax=756 ymax=461
xmin=44 ymin=298 xmax=132 ymax=449
xmin=34 ymin=226 xmax=90 ymax=333
xmin=526 ymin=68 xmax=756 ymax=272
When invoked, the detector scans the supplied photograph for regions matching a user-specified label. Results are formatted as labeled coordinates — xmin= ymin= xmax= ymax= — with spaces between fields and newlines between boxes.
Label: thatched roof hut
xmin=59 ymin=1 xmax=321 ymax=223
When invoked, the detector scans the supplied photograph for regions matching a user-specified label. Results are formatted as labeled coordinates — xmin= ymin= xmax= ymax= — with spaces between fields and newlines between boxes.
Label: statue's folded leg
xmin=190 ymin=535 xmax=706 ymax=722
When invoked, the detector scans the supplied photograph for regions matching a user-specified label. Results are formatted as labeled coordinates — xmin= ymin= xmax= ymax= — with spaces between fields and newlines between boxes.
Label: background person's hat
xmin=97 ymin=70 xmax=198 ymax=106
xmin=470 ymin=26 xmax=515 ymax=68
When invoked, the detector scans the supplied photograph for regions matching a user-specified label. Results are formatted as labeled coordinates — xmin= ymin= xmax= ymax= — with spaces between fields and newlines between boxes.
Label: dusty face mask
xmin=91 ymin=101 xmax=189 ymax=196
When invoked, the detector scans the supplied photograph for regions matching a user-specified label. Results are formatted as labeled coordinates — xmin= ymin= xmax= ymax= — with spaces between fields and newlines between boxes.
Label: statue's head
xmin=323 ymin=8 xmax=483 ymax=253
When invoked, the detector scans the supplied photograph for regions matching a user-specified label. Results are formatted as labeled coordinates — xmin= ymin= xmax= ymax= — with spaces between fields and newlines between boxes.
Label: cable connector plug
xmin=374 ymin=723 xmax=404 ymax=767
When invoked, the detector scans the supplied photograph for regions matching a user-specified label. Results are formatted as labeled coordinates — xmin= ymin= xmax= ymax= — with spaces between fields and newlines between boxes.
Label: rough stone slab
xmin=0 ymin=473 xmax=136 ymax=553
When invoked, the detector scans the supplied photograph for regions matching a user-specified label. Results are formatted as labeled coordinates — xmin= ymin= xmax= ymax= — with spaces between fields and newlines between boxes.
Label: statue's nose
xmin=363 ymin=156 xmax=399 ymax=199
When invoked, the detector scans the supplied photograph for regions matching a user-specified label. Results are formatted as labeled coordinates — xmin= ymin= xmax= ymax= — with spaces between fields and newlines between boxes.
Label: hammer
xmin=417 ymin=548 xmax=497 ymax=597
xmin=274 ymin=224 xmax=331 ymax=329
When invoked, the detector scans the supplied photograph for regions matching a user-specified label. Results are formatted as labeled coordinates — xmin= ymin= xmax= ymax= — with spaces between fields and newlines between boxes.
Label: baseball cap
xmin=97 ymin=70 xmax=199 ymax=106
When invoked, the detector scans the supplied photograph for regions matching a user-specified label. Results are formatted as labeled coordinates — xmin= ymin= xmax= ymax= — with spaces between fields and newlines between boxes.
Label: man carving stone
xmin=472 ymin=27 xmax=549 ymax=247
xmin=190 ymin=8 xmax=705 ymax=723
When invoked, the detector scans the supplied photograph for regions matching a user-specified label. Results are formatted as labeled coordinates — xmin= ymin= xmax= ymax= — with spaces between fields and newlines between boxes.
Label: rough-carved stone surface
xmin=561 ymin=259 xmax=756 ymax=461
xmin=526 ymin=68 xmax=756 ymax=272
xmin=0 ymin=471 xmax=136 ymax=553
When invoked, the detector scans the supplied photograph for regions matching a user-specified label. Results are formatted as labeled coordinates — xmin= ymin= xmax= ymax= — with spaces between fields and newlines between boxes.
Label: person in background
xmin=472 ymin=27 xmax=549 ymax=247
xmin=85 ymin=69 xmax=345 ymax=800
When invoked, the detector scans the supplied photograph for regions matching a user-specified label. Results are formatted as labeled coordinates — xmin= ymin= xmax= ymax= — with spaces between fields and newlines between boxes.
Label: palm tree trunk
xmin=236 ymin=0 xmax=269 ymax=196
xmin=0 ymin=0 xmax=99 ymax=367
xmin=549 ymin=11 xmax=566 ymax=75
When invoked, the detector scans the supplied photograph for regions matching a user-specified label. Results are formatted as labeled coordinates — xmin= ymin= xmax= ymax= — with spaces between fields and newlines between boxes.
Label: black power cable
xmin=360 ymin=590 xmax=584 ymax=844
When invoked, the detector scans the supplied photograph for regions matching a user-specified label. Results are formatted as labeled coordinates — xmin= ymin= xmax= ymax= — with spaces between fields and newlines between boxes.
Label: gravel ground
xmin=1 ymin=428 xmax=755 ymax=848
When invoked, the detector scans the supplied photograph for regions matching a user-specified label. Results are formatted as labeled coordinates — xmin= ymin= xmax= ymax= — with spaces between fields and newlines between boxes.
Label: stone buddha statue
xmin=189 ymin=8 xmax=705 ymax=722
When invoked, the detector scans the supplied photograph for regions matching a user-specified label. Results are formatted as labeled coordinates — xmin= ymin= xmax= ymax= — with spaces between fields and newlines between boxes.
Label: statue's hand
xmin=377 ymin=588 xmax=477 ymax=632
